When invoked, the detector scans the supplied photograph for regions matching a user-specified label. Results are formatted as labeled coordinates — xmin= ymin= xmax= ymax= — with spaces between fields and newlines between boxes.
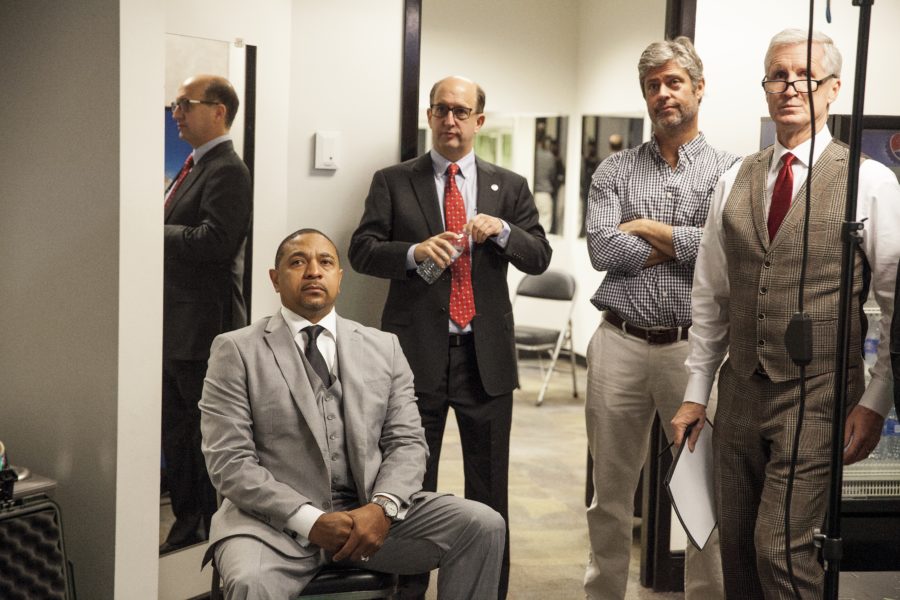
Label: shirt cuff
xmin=683 ymin=373 xmax=714 ymax=407
xmin=490 ymin=220 xmax=511 ymax=249
xmin=405 ymin=244 xmax=419 ymax=270
xmin=284 ymin=504 xmax=325 ymax=547
xmin=858 ymin=374 xmax=893 ymax=418
xmin=374 ymin=492 xmax=410 ymax=521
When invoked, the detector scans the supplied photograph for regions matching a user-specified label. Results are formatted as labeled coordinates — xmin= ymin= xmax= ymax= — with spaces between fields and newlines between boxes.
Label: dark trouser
xmin=162 ymin=358 xmax=217 ymax=539
xmin=399 ymin=336 xmax=512 ymax=600
xmin=714 ymin=361 xmax=862 ymax=599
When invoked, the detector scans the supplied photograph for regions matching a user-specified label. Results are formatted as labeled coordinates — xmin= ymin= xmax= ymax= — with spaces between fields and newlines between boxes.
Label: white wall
xmin=286 ymin=0 xmax=405 ymax=326
xmin=696 ymin=0 xmax=900 ymax=156
xmin=117 ymin=0 xmax=166 ymax=597
xmin=421 ymin=0 xmax=579 ymax=115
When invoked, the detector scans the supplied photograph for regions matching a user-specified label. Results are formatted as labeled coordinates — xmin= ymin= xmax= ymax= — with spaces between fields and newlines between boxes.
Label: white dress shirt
xmin=684 ymin=127 xmax=900 ymax=417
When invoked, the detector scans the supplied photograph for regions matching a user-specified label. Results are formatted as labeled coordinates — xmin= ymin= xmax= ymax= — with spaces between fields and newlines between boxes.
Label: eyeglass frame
xmin=429 ymin=104 xmax=478 ymax=121
xmin=169 ymin=98 xmax=221 ymax=113
xmin=760 ymin=74 xmax=836 ymax=95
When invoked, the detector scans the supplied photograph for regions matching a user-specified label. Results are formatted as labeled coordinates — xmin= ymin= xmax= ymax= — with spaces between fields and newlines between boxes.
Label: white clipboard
xmin=664 ymin=419 xmax=717 ymax=551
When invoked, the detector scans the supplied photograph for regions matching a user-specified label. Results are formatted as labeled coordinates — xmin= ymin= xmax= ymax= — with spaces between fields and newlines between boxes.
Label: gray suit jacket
xmin=199 ymin=311 xmax=428 ymax=560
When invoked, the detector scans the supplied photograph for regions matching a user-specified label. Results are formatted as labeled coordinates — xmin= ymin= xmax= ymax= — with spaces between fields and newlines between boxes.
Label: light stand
xmin=817 ymin=1 xmax=875 ymax=598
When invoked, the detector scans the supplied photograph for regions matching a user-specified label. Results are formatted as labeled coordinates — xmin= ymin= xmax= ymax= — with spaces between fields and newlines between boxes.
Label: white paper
xmin=665 ymin=420 xmax=716 ymax=550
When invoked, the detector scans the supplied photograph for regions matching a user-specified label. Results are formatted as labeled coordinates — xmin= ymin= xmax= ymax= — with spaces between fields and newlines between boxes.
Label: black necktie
xmin=303 ymin=325 xmax=332 ymax=387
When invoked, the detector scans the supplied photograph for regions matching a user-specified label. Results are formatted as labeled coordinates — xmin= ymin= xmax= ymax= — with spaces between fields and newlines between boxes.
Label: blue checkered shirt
xmin=586 ymin=133 xmax=738 ymax=328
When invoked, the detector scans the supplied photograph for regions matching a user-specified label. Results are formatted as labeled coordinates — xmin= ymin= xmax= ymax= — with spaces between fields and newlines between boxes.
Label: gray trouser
xmin=214 ymin=493 xmax=505 ymax=600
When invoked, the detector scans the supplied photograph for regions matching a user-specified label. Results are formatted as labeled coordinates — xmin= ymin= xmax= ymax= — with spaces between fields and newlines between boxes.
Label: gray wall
xmin=0 ymin=1 xmax=121 ymax=597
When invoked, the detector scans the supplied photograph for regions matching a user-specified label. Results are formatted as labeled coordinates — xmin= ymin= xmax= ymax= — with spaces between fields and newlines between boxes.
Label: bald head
xmin=429 ymin=76 xmax=485 ymax=114
xmin=426 ymin=76 xmax=487 ymax=162
xmin=182 ymin=74 xmax=240 ymax=128
xmin=608 ymin=134 xmax=623 ymax=152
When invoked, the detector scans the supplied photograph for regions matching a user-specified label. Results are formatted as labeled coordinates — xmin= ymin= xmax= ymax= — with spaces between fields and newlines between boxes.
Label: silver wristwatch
xmin=373 ymin=496 xmax=399 ymax=521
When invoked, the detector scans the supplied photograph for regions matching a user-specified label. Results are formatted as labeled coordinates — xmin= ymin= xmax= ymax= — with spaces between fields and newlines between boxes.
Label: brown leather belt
xmin=604 ymin=312 xmax=690 ymax=345
xmin=449 ymin=334 xmax=473 ymax=347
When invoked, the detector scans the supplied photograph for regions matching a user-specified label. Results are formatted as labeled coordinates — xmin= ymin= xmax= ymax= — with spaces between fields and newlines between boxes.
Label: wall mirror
xmin=160 ymin=32 xmax=256 ymax=566
xmin=578 ymin=115 xmax=644 ymax=236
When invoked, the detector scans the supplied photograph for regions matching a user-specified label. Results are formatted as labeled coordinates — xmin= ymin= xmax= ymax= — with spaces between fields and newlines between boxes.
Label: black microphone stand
xmin=818 ymin=1 xmax=875 ymax=598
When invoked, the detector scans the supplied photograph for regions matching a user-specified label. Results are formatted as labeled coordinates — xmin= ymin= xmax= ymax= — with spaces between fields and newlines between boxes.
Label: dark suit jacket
xmin=349 ymin=153 xmax=551 ymax=397
xmin=164 ymin=140 xmax=252 ymax=361
xmin=200 ymin=312 xmax=428 ymax=561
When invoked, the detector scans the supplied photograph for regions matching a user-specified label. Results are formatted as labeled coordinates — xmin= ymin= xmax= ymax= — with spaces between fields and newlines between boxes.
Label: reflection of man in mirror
xmin=350 ymin=76 xmax=551 ymax=599
xmin=672 ymin=29 xmax=900 ymax=598
xmin=534 ymin=137 xmax=558 ymax=231
xmin=200 ymin=229 xmax=505 ymax=600
xmin=161 ymin=74 xmax=252 ymax=554
xmin=583 ymin=37 xmax=738 ymax=600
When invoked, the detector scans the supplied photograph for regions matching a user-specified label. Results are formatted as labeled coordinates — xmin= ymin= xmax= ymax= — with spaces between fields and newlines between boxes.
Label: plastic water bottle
xmin=881 ymin=407 xmax=900 ymax=461
xmin=416 ymin=234 xmax=466 ymax=284
xmin=863 ymin=314 xmax=880 ymax=369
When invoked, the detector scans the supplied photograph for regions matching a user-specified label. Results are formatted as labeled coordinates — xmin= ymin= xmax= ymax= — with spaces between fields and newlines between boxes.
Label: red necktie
xmin=445 ymin=163 xmax=475 ymax=327
xmin=767 ymin=152 xmax=795 ymax=240
xmin=164 ymin=155 xmax=194 ymax=209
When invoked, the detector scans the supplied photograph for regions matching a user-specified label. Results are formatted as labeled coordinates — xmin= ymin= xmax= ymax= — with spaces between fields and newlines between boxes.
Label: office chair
xmin=513 ymin=269 xmax=578 ymax=406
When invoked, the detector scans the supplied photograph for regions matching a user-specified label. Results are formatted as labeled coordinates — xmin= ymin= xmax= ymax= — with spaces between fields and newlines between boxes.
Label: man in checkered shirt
xmin=583 ymin=37 xmax=738 ymax=600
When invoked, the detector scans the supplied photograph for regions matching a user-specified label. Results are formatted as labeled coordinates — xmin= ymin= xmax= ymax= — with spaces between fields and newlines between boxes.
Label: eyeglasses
xmin=761 ymin=74 xmax=836 ymax=94
xmin=430 ymin=104 xmax=476 ymax=121
xmin=169 ymin=98 xmax=220 ymax=113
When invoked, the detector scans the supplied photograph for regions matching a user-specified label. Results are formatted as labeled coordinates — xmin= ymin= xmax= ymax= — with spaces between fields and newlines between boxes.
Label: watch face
xmin=378 ymin=497 xmax=398 ymax=517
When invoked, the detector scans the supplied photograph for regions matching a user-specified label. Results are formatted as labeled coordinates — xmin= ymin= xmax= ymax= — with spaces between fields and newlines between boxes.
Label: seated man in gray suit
xmin=200 ymin=228 xmax=505 ymax=599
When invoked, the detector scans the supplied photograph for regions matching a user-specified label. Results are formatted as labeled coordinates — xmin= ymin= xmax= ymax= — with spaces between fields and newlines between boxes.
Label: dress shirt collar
xmin=649 ymin=131 xmax=708 ymax=166
xmin=430 ymin=148 xmax=476 ymax=180
xmin=192 ymin=133 xmax=232 ymax=164
xmin=771 ymin=126 xmax=832 ymax=173
xmin=280 ymin=306 xmax=338 ymax=345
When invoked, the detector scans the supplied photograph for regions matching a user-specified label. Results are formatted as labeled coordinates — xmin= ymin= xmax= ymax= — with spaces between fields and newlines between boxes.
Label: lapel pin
xmin=491 ymin=184 xmax=499 ymax=191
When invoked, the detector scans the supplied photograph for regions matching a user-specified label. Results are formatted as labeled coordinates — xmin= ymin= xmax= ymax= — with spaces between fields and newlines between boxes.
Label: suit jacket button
xmin=322 ymin=501 xmax=331 ymax=510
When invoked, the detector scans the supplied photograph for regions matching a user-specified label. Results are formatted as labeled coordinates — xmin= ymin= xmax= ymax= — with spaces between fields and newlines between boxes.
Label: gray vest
xmin=722 ymin=141 xmax=865 ymax=382
xmin=298 ymin=350 xmax=359 ymax=510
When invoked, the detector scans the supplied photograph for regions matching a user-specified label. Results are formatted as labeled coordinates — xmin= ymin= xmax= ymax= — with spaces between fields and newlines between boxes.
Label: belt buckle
xmin=647 ymin=329 xmax=666 ymax=345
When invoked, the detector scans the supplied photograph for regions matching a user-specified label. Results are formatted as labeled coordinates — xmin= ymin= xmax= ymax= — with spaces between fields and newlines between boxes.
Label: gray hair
xmin=638 ymin=36 xmax=704 ymax=96
xmin=764 ymin=29 xmax=842 ymax=77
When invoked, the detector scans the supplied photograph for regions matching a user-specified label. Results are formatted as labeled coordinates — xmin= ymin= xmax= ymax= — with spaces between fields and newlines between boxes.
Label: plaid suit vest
xmin=722 ymin=141 xmax=865 ymax=382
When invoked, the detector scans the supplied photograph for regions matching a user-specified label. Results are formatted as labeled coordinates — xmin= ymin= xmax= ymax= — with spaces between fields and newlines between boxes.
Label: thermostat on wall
xmin=315 ymin=131 xmax=340 ymax=170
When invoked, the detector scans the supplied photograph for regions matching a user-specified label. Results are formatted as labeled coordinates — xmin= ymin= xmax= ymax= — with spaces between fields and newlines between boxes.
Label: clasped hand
xmin=307 ymin=503 xmax=391 ymax=562
xmin=413 ymin=215 xmax=503 ymax=267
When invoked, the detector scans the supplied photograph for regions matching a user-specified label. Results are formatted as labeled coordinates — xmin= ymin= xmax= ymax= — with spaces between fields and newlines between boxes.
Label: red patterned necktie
xmin=445 ymin=163 xmax=475 ymax=327
xmin=767 ymin=152 xmax=795 ymax=240
xmin=164 ymin=155 xmax=194 ymax=209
